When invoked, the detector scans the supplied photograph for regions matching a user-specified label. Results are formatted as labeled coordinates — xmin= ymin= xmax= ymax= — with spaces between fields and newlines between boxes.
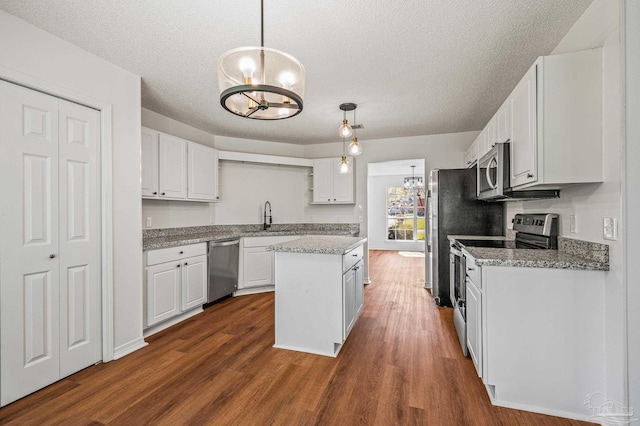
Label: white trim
xmin=142 ymin=308 xmax=203 ymax=338
xmin=234 ymin=286 xmax=274 ymax=297
xmin=485 ymin=386 xmax=591 ymax=423
xmin=113 ymin=338 xmax=148 ymax=360
xmin=0 ymin=65 xmax=115 ymax=364
xmin=218 ymin=150 xmax=313 ymax=167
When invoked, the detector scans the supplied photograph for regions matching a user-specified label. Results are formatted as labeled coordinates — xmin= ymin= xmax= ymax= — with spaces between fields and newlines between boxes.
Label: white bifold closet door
xmin=0 ymin=80 xmax=102 ymax=406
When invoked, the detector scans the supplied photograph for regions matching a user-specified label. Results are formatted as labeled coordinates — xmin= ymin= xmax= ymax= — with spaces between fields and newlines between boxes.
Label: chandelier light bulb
xmin=239 ymin=57 xmax=256 ymax=83
xmin=338 ymin=156 xmax=352 ymax=174
xmin=339 ymin=119 xmax=353 ymax=138
xmin=348 ymin=137 xmax=363 ymax=156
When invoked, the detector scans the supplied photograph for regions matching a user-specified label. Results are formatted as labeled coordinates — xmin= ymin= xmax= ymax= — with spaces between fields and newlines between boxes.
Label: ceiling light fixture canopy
xmin=217 ymin=0 xmax=306 ymax=120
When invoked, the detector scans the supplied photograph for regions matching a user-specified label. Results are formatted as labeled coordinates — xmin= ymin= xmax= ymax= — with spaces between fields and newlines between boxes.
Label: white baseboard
xmin=143 ymin=308 xmax=203 ymax=338
xmin=113 ymin=337 xmax=148 ymax=360
xmin=234 ymin=286 xmax=275 ymax=296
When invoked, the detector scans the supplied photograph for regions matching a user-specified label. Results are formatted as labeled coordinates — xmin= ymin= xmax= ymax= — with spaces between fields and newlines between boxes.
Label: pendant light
xmin=338 ymin=103 xmax=355 ymax=138
xmin=404 ymin=166 xmax=424 ymax=190
xmin=217 ymin=0 xmax=306 ymax=120
xmin=338 ymin=135 xmax=352 ymax=174
xmin=347 ymin=106 xmax=363 ymax=156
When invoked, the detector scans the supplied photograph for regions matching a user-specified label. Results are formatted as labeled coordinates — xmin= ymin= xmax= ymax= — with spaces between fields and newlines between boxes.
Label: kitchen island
xmin=269 ymin=236 xmax=367 ymax=357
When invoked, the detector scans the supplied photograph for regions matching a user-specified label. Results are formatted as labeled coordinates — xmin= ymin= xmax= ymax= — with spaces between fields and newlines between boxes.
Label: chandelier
xmin=404 ymin=166 xmax=424 ymax=190
xmin=217 ymin=0 xmax=306 ymax=120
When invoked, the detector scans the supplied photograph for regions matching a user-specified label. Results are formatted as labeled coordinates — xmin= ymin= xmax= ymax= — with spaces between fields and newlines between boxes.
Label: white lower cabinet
xmin=343 ymin=258 xmax=364 ymax=339
xmin=145 ymin=243 xmax=207 ymax=328
xmin=238 ymin=236 xmax=300 ymax=292
xmin=465 ymin=276 xmax=482 ymax=377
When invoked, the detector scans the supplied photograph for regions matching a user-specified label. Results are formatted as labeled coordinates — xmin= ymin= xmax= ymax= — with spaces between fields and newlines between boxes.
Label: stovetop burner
xmin=455 ymin=213 xmax=560 ymax=250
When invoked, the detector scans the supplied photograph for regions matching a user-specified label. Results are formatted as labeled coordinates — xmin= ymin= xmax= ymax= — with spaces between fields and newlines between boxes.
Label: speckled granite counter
xmin=449 ymin=235 xmax=609 ymax=271
xmin=268 ymin=236 xmax=367 ymax=255
xmin=143 ymin=223 xmax=360 ymax=250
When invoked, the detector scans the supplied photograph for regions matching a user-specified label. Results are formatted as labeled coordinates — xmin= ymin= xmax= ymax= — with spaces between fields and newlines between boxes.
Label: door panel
xmin=181 ymin=255 xmax=207 ymax=311
xmin=58 ymin=99 xmax=101 ymax=377
xmin=1 ymin=81 xmax=102 ymax=405
xmin=1 ymin=81 xmax=61 ymax=406
xmin=146 ymin=263 xmax=181 ymax=327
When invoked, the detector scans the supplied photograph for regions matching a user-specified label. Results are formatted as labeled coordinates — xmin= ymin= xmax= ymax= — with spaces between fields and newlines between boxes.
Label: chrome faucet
xmin=263 ymin=201 xmax=272 ymax=230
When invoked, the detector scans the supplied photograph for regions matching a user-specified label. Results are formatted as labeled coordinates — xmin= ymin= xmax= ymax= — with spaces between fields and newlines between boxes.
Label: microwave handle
xmin=486 ymin=157 xmax=498 ymax=189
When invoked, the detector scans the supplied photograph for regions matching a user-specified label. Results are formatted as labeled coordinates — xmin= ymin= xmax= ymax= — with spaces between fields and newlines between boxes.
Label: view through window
xmin=386 ymin=186 xmax=425 ymax=241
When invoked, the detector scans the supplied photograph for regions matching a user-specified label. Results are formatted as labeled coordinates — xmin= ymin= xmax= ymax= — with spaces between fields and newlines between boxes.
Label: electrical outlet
xmin=358 ymin=215 xmax=363 ymax=223
xmin=603 ymin=217 xmax=618 ymax=240
xmin=145 ymin=217 xmax=152 ymax=228
xmin=570 ymin=215 xmax=577 ymax=233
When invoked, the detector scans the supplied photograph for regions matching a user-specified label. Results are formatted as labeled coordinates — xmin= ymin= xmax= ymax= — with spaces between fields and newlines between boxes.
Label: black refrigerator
xmin=426 ymin=168 xmax=504 ymax=306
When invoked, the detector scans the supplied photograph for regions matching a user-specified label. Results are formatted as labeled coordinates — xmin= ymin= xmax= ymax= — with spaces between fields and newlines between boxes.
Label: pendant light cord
xmin=260 ymin=0 xmax=265 ymax=102
xmin=260 ymin=0 xmax=264 ymax=48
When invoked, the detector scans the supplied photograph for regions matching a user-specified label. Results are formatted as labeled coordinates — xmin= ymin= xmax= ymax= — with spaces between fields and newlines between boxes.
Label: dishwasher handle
xmin=210 ymin=239 xmax=240 ymax=247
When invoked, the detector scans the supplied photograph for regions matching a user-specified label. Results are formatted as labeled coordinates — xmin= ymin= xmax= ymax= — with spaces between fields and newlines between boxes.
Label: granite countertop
xmin=451 ymin=234 xmax=609 ymax=271
xmin=268 ymin=236 xmax=367 ymax=255
xmin=143 ymin=223 xmax=360 ymax=250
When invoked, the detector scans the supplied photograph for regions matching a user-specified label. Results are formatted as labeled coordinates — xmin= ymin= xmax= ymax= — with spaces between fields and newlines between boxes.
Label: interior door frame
xmin=0 ymin=66 xmax=115 ymax=362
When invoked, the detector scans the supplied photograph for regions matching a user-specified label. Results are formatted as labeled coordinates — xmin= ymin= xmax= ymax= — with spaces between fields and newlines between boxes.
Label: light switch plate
xmin=603 ymin=217 xmax=617 ymax=240
xmin=145 ymin=216 xmax=152 ymax=228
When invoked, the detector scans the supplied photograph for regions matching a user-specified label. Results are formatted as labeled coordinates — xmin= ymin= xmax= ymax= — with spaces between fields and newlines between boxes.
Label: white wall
xmin=304 ymin=132 xmax=476 ymax=282
xmin=623 ymin=0 xmax=640 ymax=418
xmin=368 ymin=174 xmax=425 ymax=251
xmin=506 ymin=0 xmax=628 ymax=408
xmin=0 ymin=11 xmax=143 ymax=356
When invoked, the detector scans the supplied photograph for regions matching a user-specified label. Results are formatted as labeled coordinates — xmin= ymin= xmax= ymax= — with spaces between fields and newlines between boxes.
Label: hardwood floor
xmin=0 ymin=250 xmax=593 ymax=425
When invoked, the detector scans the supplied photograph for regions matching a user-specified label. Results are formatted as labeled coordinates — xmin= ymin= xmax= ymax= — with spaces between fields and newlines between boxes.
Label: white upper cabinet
xmin=485 ymin=115 xmax=497 ymax=153
xmin=495 ymin=101 xmax=511 ymax=144
xmin=141 ymin=127 xmax=219 ymax=202
xmin=141 ymin=128 xmax=159 ymax=197
xmin=187 ymin=142 xmax=219 ymax=201
xmin=464 ymin=138 xmax=478 ymax=168
xmin=509 ymin=49 xmax=603 ymax=189
xmin=509 ymin=63 xmax=538 ymax=188
xmin=159 ymin=133 xmax=188 ymax=199
xmin=312 ymin=157 xmax=355 ymax=204
xmin=476 ymin=128 xmax=488 ymax=160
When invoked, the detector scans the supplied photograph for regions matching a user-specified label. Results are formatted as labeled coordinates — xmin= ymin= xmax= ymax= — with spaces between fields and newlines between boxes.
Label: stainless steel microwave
xmin=477 ymin=142 xmax=561 ymax=202
xmin=477 ymin=143 xmax=510 ymax=200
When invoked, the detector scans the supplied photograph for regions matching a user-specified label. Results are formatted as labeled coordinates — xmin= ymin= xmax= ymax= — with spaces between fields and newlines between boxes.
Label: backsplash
xmin=559 ymin=236 xmax=609 ymax=264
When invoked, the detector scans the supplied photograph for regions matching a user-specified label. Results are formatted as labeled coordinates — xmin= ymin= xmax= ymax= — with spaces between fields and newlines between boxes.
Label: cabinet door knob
xmin=161 ymin=192 xmax=166 ymax=195
xmin=527 ymin=173 xmax=534 ymax=178
xmin=49 ymin=254 xmax=56 ymax=259
xmin=327 ymin=198 xmax=330 ymax=201
xmin=184 ymin=262 xmax=188 ymax=266
xmin=152 ymin=191 xmax=157 ymax=195
xmin=177 ymin=264 xmax=181 ymax=268
xmin=333 ymin=198 xmax=337 ymax=201
xmin=179 ymin=251 xmax=184 ymax=254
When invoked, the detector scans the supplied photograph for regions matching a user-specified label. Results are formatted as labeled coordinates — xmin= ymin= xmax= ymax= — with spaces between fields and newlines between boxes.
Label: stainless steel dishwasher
xmin=207 ymin=238 xmax=240 ymax=304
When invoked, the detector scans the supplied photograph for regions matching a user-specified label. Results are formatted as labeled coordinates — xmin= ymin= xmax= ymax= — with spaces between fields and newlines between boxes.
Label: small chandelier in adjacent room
xmin=404 ymin=166 xmax=424 ymax=190
xmin=217 ymin=0 xmax=306 ymax=120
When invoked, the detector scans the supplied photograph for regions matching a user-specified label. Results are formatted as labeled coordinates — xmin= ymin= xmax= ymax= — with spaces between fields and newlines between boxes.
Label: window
xmin=386 ymin=186 xmax=425 ymax=241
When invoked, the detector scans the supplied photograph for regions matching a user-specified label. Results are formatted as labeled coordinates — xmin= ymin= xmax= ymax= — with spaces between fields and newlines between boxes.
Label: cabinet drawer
xmin=466 ymin=261 xmax=481 ymax=288
xmin=147 ymin=242 xmax=207 ymax=266
xmin=343 ymin=244 xmax=364 ymax=273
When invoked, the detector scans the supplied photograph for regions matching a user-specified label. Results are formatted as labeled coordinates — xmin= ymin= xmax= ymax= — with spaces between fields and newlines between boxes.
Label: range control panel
xmin=513 ymin=213 xmax=559 ymax=237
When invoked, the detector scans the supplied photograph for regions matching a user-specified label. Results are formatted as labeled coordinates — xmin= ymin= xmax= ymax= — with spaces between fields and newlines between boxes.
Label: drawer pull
xmin=179 ymin=251 xmax=184 ymax=254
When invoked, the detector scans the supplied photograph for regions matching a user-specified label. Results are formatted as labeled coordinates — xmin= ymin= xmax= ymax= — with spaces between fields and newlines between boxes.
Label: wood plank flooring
xmin=0 ymin=250 xmax=593 ymax=425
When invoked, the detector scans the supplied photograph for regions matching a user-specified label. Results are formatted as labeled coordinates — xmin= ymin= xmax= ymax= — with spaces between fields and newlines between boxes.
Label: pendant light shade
xmin=348 ymin=137 xmax=363 ymax=156
xmin=339 ymin=119 xmax=353 ymax=138
xmin=338 ymin=155 xmax=352 ymax=174
xmin=217 ymin=1 xmax=305 ymax=120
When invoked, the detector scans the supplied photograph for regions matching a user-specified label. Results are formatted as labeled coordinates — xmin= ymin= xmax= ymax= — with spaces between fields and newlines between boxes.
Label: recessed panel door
xmin=58 ymin=99 xmax=102 ymax=377
xmin=0 ymin=81 xmax=61 ymax=406
xmin=181 ymin=255 xmax=207 ymax=311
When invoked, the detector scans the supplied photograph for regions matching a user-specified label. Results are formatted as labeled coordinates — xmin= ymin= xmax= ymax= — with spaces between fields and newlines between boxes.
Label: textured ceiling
xmin=0 ymin=0 xmax=592 ymax=145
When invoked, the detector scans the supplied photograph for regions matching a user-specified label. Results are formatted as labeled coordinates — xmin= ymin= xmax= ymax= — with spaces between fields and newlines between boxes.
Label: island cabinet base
xmin=274 ymin=251 xmax=350 ymax=358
